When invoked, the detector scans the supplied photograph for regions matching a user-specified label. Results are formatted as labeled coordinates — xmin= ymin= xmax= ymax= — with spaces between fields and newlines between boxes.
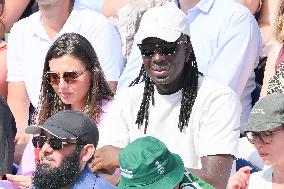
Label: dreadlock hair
xmin=36 ymin=33 xmax=113 ymax=125
xmin=130 ymin=35 xmax=199 ymax=134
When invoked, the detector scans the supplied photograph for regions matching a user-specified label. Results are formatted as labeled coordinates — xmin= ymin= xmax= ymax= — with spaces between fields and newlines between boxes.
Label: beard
xmin=32 ymin=146 xmax=81 ymax=189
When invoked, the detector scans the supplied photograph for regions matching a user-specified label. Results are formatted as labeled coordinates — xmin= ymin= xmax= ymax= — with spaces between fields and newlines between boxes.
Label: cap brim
xmin=136 ymin=28 xmax=181 ymax=43
xmin=117 ymin=153 xmax=184 ymax=189
xmin=242 ymin=120 xmax=282 ymax=132
xmin=25 ymin=125 xmax=77 ymax=139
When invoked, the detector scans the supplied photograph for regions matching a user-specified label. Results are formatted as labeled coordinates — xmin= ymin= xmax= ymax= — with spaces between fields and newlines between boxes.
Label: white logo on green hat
xmin=251 ymin=108 xmax=265 ymax=114
xmin=155 ymin=161 xmax=165 ymax=174
xmin=120 ymin=167 xmax=133 ymax=178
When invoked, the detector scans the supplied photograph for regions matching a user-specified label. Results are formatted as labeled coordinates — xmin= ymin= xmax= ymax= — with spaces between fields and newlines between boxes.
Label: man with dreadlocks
xmin=94 ymin=3 xmax=242 ymax=188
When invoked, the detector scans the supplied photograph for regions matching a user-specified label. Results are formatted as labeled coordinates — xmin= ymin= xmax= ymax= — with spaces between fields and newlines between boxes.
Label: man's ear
xmin=80 ymin=144 xmax=95 ymax=163
xmin=184 ymin=42 xmax=192 ymax=61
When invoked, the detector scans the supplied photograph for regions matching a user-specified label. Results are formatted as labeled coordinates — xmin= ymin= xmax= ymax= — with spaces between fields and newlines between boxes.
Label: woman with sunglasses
xmin=228 ymin=93 xmax=284 ymax=189
xmin=6 ymin=32 xmax=114 ymax=188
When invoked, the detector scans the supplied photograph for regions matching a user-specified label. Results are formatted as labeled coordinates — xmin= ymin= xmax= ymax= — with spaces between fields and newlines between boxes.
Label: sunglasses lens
xmin=138 ymin=42 xmax=177 ymax=57
xmin=48 ymin=138 xmax=63 ymax=150
xmin=160 ymin=42 xmax=177 ymax=55
xmin=138 ymin=44 xmax=156 ymax=57
xmin=63 ymin=72 xmax=80 ymax=84
xmin=47 ymin=72 xmax=60 ymax=85
xmin=32 ymin=136 xmax=46 ymax=148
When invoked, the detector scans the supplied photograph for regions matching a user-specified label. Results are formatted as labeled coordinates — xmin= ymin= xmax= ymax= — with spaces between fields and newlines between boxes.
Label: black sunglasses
xmin=245 ymin=128 xmax=283 ymax=144
xmin=137 ymin=40 xmax=187 ymax=57
xmin=32 ymin=135 xmax=78 ymax=150
xmin=45 ymin=70 xmax=86 ymax=85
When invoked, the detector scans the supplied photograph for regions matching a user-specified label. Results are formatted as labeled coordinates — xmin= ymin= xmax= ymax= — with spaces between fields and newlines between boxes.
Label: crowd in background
xmin=0 ymin=0 xmax=284 ymax=189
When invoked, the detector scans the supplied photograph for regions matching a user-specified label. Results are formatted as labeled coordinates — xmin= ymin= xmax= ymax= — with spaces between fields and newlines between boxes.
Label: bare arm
xmin=7 ymin=82 xmax=31 ymax=164
xmin=1 ymin=0 xmax=31 ymax=37
xmin=7 ymin=82 xmax=30 ymax=134
xmin=260 ymin=42 xmax=282 ymax=98
xmin=258 ymin=0 xmax=278 ymax=45
xmin=102 ymin=0 xmax=131 ymax=17
xmin=188 ymin=155 xmax=234 ymax=189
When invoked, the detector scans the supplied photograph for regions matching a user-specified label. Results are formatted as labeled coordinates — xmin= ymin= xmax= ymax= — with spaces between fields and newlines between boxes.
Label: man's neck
xmin=40 ymin=1 xmax=73 ymax=39
xmin=178 ymin=0 xmax=200 ymax=13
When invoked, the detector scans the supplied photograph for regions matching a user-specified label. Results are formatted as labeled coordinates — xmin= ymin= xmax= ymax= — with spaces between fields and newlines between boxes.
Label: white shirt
xmin=117 ymin=0 xmax=262 ymax=124
xmin=248 ymin=167 xmax=273 ymax=189
xmin=99 ymin=76 xmax=241 ymax=168
xmin=7 ymin=1 xmax=123 ymax=107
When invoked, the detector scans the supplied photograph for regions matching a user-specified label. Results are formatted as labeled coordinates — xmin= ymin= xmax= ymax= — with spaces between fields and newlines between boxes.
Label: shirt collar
xmin=194 ymin=0 xmax=215 ymax=13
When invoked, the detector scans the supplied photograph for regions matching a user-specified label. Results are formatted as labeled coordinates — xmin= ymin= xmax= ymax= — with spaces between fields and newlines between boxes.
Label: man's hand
xmin=90 ymin=145 xmax=122 ymax=172
xmin=14 ymin=134 xmax=32 ymax=164
xmin=6 ymin=174 xmax=32 ymax=188
xmin=227 ymin=166 xmax=251 ymax=189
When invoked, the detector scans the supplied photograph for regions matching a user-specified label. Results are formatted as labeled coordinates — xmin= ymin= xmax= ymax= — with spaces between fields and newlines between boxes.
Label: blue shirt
xmin=117 ymin=0 xmax=262 ymax=124
xmin=76 ymin=0 xmax=105 ymax=12
xmin=31 ymin=166 xmax=116 ymax=189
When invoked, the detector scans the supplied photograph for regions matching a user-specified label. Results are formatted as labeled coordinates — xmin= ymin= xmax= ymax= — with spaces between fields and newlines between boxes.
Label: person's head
xmin=118 ymin=136 xmax=184 ymax=189
xmin=130 ymin=3 xmax=199 ymax=133
xmin=37 ymin=33 xmax=113 ymax=125
xmin=26 ymin=110 xmax=98 ymax=189
xmin=244 ymin=93 xmax=284 ymax=166
xmin=274 ymin=0 xmax=284 ymax=43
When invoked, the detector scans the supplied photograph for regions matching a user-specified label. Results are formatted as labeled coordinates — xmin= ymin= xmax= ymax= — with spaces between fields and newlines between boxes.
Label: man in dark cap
xmin=25 ymin=110 xmax=115 ymax=189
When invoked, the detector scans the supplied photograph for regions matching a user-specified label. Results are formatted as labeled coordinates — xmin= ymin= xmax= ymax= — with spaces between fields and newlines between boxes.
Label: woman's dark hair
xmin=130 ymin=35 xmax=199 ymax=134
xmin=36 ymin=33 xmax=113 ymax=124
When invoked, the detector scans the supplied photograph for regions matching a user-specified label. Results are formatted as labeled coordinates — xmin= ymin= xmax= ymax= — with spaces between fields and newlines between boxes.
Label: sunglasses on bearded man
xmin=32 ymin=135 xmax=80 ymax=150
xmin=137 ymin=40 xmax=187 ymax=57
xmin=45 ymin=70 xmax=87 ymax=85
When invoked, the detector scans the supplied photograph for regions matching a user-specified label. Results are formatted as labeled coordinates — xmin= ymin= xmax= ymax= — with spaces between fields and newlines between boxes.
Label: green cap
xmin=243 ymin=93 xmax=284 ymax=132
xmin=118 ymin=136 xmax=184 ymax=189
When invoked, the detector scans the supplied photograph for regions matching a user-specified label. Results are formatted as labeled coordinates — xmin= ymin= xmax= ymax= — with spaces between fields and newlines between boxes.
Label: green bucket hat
xmin=117 ymin=136 xmax=184 ymax=189
xmin=243 ymin=93 xmax=284 ymax=132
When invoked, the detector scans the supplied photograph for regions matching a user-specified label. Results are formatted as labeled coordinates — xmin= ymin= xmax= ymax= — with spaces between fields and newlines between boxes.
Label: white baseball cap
xmin=135 ymin=2 xmax=190 ymax=43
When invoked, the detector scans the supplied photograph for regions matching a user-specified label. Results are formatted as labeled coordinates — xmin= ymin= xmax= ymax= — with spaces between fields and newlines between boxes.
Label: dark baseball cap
xmin=25 ymin=110 xmax=99 ymax=147
xmin=243 ymin=93 xmax=284 ymax=132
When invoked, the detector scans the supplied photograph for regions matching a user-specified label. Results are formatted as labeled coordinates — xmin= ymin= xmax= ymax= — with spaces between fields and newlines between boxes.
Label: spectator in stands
xmin=25 ymin=110 xmax=115 ymax=189
xmin=118 ymin=0 xmax=261 ymax=126
xmin=6 ymin=32 xmax=114 ymax=188
xmin=118 ymin=136 xmax=215 ymax=189
xmin=228 ymin=93 xmax=284 ymax=189
xmin=94 ymin=4 xmax=241 ymax=189
xmin=6 ymin=0 xmax=122 ymax=164
xmin=261 ymin=0 xmax=284 ymax=97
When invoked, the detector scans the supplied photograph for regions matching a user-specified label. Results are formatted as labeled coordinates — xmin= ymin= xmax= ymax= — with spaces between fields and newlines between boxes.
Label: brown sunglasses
xmin=45 ymin=70 xmax=86 ymax=85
